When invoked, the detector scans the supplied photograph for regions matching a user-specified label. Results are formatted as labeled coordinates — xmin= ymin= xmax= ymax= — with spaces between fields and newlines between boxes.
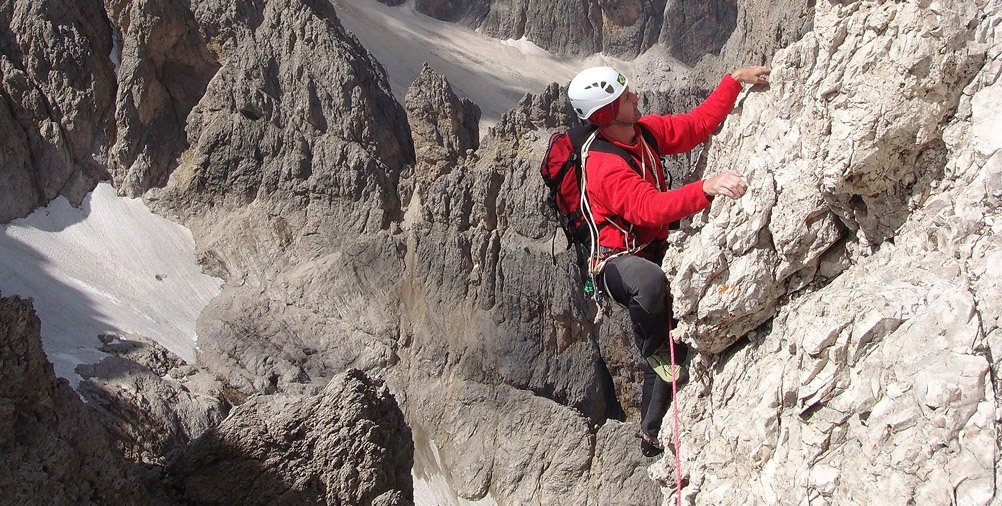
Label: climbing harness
xmin=578 ymin=129 xmax=663 ymax=305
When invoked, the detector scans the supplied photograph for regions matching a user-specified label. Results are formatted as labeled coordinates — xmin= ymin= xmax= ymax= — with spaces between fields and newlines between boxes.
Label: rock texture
xmin=76 ymin=332 xmax=230 ymax=466
xmin=660 ymin=0 xmax=739 ymax=66
xmin=399 ymin=0 xmax=663 ymax=58
xmin=167 ymin=369 xmax=413 ymax=506
xmin=390 ymin=0 xmax=812 ymax=74
xmin=405 ymin=63 xmax=480 ymax=181
xmin=3 ymin=0 xmax=1002 ymax=505
xmin=140 ymin=0 xmax=414 ymax=396
xmin=0 ymin=295 xmax=415 ymax=505
xmin=0 ymin=0 xmax=117 ymax=222
xmin=689 ymin=0 xmax=815 ymax=84
xmin=105 ymin=0 xmax=221 ymax=197
xmin=650 ymin=1 xmax=1002 ymax=504
xmin=0 ymin=294 xmax=162 ymax=505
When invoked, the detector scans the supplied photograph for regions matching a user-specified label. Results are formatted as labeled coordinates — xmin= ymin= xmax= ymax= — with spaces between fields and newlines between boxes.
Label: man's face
xmin=615 ymin=87 xmax=642 ymax=124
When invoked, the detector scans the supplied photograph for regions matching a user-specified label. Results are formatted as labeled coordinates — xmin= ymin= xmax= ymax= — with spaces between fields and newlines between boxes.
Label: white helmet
xmin=567 ymin=66 xmax=629 ymax=121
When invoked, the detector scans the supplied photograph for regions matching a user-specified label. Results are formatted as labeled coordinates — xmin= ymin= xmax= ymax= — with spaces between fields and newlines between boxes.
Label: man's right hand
xmin=703 ymin=171 xmax=748 ymax=200
xmin=731 ymin=66 xmax=771 ymax=85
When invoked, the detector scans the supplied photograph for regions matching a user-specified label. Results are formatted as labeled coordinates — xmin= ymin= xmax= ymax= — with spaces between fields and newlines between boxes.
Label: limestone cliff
xmin=0 ymin=294 xmax=415 ymax=505
xmin=655 ymin=1 xmax=1002 ymax=503
xmin=378 ymin=0 xmax=660 ymax=58
xmin=166 ymin=369 xmax=413 ymax=506
xmin=0 ymin=0 xmax=116 ymax=222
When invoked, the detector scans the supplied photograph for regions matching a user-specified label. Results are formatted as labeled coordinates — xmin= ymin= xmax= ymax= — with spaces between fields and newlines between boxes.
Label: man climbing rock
xmin=566 ymin=64 xmax=770 ymax=457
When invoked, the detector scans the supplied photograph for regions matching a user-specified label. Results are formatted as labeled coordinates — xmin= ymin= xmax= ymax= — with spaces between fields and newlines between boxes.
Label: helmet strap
xmin=609 ymin=119 xmax=637 ymax=127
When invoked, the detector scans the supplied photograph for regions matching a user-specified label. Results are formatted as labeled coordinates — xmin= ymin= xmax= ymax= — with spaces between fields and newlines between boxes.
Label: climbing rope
xmin=668 ymin=325 xmax=682 ymax=506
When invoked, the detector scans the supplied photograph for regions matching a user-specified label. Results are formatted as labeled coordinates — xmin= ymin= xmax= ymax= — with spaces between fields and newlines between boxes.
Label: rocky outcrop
xmin=401 ymin=0 xmax=663 ymax=58
xmin=0 ymin=294 xmax=413 ymax=505
xmin=105 ymin=0 xmax=221 ymax=197
xmin=390 ymin=0 xmax=811 ymax=72
xmin=649 ymin=1 xmax=1001 ymax=504
xmin=660 ymin=0 xmax=738 ymax=66
xmin=0 ymin=0 xmax=117 ymax=223
xmin=668 ymin=0 xmax=989 ymax=353
xmin=689 ymin=0 xmax=815 ymax=84
xmin=140 ymin=0 xmax=414 ymax=396
xmin=405 ymin=63 xmax=480 ymax=181
xmin=76 ymin=332 xmax=230 ymax=466
xmin=0 ymin=294 xmax=163 ymax=505
xmin=166 ymin=369 xmax=413 ymax=506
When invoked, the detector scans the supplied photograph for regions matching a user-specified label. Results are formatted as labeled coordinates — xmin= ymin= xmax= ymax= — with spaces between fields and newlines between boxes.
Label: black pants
xmin=600 ymin=254 xmax=688 ymax=439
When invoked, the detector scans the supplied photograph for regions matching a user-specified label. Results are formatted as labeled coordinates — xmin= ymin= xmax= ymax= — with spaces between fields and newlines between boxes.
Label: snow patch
xmin=500 ymin=37 xmax=554 ymax=58
xmin=0 ymin=182 xmax=222 ymax=388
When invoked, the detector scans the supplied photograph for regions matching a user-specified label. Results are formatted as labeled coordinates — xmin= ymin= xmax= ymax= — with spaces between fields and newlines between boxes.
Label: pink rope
xmin=668 ymin=329 xmax=682 ymax=506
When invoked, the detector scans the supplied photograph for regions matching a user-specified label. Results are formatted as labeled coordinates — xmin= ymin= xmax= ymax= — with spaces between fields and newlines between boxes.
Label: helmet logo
xmin=617 ymin=74 xmax=626 ymax=86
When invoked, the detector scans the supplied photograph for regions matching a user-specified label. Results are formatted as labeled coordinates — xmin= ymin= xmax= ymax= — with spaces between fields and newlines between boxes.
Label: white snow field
xmin=0 ymin=183 xmax=222 ymax=387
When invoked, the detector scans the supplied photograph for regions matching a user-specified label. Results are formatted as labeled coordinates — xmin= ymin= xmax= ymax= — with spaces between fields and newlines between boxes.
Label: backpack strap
xmin=584 ymin=123 xmax=665 ymax=236
xmin=637 ymin=123 xmax=659 ymax=156
xmin=589 ymin=123 xmax=660 ymax=175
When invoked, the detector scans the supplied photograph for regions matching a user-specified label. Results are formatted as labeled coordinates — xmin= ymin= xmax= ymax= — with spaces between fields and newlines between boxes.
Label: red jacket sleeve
xmin=588 ymin=151 xmax=712 ymax=227
xmin=640 ymin=75 xmax=743 ymax=155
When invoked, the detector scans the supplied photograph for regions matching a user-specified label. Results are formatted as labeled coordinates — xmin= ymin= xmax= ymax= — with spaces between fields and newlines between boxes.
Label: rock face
xmin=405 ymin=63 xmax=480 ymax=180
xmin=395 ymin=0 xmax=812 ymax=71
xmin=0 ymin=294 xmax=162 ymax=505
xmin=0 ymin=0 xmax=117 ymax=222
xmin=401 ymin=0 xmax=663 ymax=58
xmin=140 ymin=0 xmax=414 ymax=396
xmin=0 ymin=295 xmax=414 ymax=505
xmin=105 ymin=0 xmax=222 ymax=197
xmin=689 ymin=0 xmax=815 ymax=83
xmin=76 ymin=332 xmax=230 ymax=466
xmin=660 ymin=0 xmax=739 ymax=66
xmin=167 ymin=369 xmax=413 ymax=506
xmin=651 ymin=1 xmax=1002 ymax=504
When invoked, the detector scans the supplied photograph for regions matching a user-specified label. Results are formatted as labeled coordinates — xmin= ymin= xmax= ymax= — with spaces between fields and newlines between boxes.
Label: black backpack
xmin=539 ymin=123 xmax=660 ymax=248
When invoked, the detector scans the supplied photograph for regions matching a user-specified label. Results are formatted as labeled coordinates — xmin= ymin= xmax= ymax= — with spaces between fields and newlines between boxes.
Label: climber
xmin=566 ymin=64 xmax=770 ymax=457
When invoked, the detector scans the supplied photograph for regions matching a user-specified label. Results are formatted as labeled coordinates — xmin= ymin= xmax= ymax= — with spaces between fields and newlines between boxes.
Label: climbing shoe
xmin=646 ymin=350 xmax=689 ymax=385
xmin=638 ymin=432 xmax=664 ymax=458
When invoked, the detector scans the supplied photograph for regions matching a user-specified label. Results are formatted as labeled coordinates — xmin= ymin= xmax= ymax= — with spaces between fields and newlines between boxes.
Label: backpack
xmin=540 ymin=123 xmax=660 ymax=249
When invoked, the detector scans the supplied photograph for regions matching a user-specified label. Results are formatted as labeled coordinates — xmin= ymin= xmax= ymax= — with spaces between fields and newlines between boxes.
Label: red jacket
xmin=584 ymin=75 xmax=743 ymax=257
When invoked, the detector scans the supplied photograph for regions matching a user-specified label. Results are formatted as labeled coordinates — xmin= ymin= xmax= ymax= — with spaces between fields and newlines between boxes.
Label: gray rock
xmin=405 ymin=0 xmax=659 ymax=58
xmin=666 ymin=0 xmax=989 ymax=353
xmin=139 ymin=0 xmax=414 ymax=397
xmin=690 ymin=0 xmax=815 ymax=82
xmin=0 ymin=0 xmax=116 ymax=223
xmin=166 ymin=369 xmax=413 ymax=506
xmin=0 ymin=294 xmax=165 ymax=505
xmin=5 ymin=1 xmax=1001 ymax=505
xmin=75 ymin=332 xmax=230 ymax=466
xmin=405 ymin=63 xmax=480 ymax=181
xmin=105 ymin=0 xmax=222 ymax=197
xmin=647 ymin=1 xmax=1002 ymax=504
